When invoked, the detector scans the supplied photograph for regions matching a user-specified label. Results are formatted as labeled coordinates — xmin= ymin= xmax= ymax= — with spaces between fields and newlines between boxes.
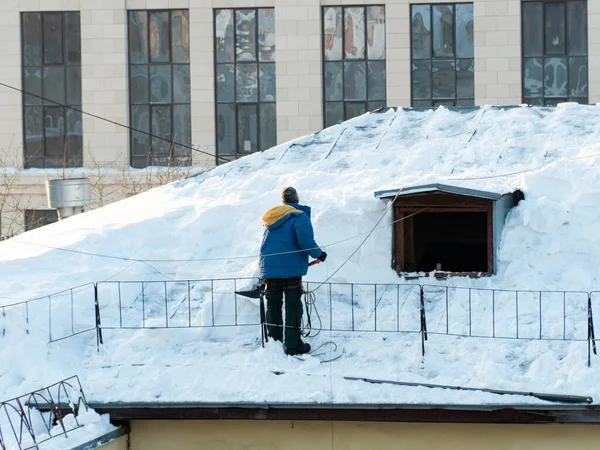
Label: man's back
xmin=258 ymin=203 xmax=322 ymax=279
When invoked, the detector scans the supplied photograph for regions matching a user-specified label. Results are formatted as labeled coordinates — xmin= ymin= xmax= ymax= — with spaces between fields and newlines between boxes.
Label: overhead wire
xmin=0 ymin=81 xmax=217 ymax=163
xmin=7 ymin=209 xmax=428 ymax=265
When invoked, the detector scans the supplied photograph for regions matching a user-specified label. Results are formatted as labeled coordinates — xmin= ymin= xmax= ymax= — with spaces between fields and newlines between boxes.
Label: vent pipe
xmin=45 ymin=178 xmax=91 ymax=220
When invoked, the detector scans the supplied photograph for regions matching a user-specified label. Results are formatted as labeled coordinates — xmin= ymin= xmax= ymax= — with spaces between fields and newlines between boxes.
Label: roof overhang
xmin=374 ymin=184 xmax=503 ymax=201
xmin=80 ymin=402 xmax=600 ymax=424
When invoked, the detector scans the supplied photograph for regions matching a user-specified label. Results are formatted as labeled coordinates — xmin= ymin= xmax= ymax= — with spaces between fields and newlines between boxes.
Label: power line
xmin=0 ymin=80 xmax=218 ymax=162
xmin=7 ymin=209 xmax=427 ymax=264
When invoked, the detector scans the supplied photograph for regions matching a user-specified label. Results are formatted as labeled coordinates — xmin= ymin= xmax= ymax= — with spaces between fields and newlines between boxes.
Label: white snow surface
xmin=2 ymin=105 xmax=600 ymax=410
xmin=0 ymin=409 xmax=117 ymax=450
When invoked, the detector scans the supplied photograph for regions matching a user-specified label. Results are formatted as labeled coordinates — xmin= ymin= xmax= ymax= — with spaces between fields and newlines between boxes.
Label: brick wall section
xmin=189 ymin=0 xmax=214 ymax=167
xmin=275 ymin=0 xmax=322 ymax=143
xmin=473 ymin=0 xmax=521 ymax=105
xmin=386 ymin=1 xmax=411 ymax=107
xmin=81 ymin=0 xmax=129 ymax=169
xmin=588 ymin=0 xmax=600 ymax=103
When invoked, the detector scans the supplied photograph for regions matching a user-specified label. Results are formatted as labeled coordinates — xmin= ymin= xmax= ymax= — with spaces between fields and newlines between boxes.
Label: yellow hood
xmin=262 ymin=205 xmax=303 ymax=227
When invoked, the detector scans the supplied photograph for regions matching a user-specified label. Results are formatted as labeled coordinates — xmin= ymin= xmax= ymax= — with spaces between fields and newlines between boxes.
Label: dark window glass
xmin=521 ymin=1 xmax=588 ymax=105
xmin=368 ymin=61 xmax=386 ymax=100
xmin=258 ymin=9 xmax=275 ymax=62
xmin=567 ymin=2 xmax=587 ymax=56
xmin=433 ymin=5 xmax=454 ymax=58
xmin=236 ymin=10 xmax=257 ymax=62
xmin=323 ymin=5 xmax=386 ymax=127
xmin=171 ymin=10 xmax=190 ymax=63
xmin=411 ymin=4 xmax=473 ymax=106
xmin=259 ymin=63 xmax=276 ymax=102
xmin=412 ymin=61 xmax=431 ymax=100
xmin=432 ymin=60 xmax=455 ymax=99
xmin=215 ymin=8 xmax=276 ymax=162
xmin=324 ymin=62 xmax=343 ymax=101
xmin=412 ymin=6 xmax=431 ymax=59
xmin=236 ymin=64 xmax=258 ymax=102
xmin=131 ymin=105 xmax=150 ymax=157
xmin=65 ymin=12 xmax=81 ymax=64
xmin=237 ymin=104 xmax=258 ymax=153
xmin=345 ymin=102 xmax=366 ymax=120
xmin=215 ymin=9 xmax=235 ymax=63
xmin=150 ymin=11 xmax=170 ymax=63
xmin=216 ymin=64 xmax=235 ymax=102
xmin=151 ymin=105 xmax=172 ymax=155
xmin=21 ymin=12 xmax=82 ymax=168
xmin=216 ymin=103 xmax=236 ymax=156
xmin=455 ymin=4 xmax=474 ymax=58
xmin=44 ymin=106 xmax=65 ymax=161
xmin=173 ymin=104 xmax=192 ymax=157
xmin=325 ymin=102 xmax=344 ymax=127
xmin=545 ymin=3 xmax=566 ymax=55
xmin=456 ymin=59 xmax=474 ymax=101
xmin=43 ymin=13 xmax=63 ymax=64
xmin=259 ymin=103 xmax=277 ymax=150
xmin=25 ymin=210 xmax=59 ymax=232
xmin=344 ymin=61 xmax=366 ymax=101
xmin=23 ymin=13 xmax=42 ymax=66
xmin=129 ymin=11 xmax=148 ymax=64
xmin=523 ymin=3 xmax=543 ymax=57
xmin=128 ymin=10 xmax=191 ymax=168
xmin=23 ymin=67 xmax=42 ymax=105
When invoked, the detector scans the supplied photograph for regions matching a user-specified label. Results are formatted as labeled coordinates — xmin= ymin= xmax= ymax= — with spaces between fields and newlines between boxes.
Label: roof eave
xmin=374 ymin=183 xmax=504 ymax=201
xmin=83 ymin=402 xmax=600 ymax=424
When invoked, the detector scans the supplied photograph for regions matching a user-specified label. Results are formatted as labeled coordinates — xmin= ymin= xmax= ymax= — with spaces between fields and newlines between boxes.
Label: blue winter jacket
xmin=258 ymin=203 xmax=323 ymax=280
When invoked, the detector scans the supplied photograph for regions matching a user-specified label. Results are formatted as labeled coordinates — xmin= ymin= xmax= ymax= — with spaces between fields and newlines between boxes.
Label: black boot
xmin=284 ymin=342 xmax=311 ymax=356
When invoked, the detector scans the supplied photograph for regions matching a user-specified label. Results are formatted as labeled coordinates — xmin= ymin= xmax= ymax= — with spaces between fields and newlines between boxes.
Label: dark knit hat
xmin=281 ymin=187 xmax=299 ymax=204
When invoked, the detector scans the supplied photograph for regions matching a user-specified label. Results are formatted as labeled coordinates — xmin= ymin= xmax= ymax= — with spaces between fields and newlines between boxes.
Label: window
xmin=410 ymin=4 xmax=474 ymax=107
xmin=322 ymin=6 xmax=386 ymax=128
xmin=24 ymin=210 xmax=59 ymax=231
xmin=214 ymin=8 xmax=276 ymax=164
xmin=128 ymin=10 xmax=191 ymax=168
xmin=522 ymin=0 xmax=588 ymax=105
xmin=21 ymin=12 xmax=82 ymax=168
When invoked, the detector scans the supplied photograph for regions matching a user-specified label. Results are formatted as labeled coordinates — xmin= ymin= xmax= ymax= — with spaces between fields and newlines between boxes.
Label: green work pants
xmin=264 ymin=277 xmax=303 ymax=349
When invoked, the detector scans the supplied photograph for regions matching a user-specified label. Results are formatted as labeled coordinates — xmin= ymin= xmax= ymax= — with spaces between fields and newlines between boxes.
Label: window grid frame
xmin=21 ymin=11 xmax=83 ymax=169
xmin=520 ymin=0 xmax=589 ymax=106
xmin=127 ymin=9 xmax=192 ymax=169
xmin=213 ymin=7 xmax=277 ymax=165
xmin=321 ymin=5 xmax=387 ymax=128
xmin=409 ymin=2 xmax=475 ymax=107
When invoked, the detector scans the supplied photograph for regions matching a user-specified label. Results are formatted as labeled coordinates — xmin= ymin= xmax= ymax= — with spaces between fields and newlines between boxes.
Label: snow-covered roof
xmin=1 ymin=104 xmax=600 ymax=413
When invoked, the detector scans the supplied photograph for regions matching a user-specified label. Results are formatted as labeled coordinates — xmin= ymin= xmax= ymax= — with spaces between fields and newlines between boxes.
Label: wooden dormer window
xmin=375 ymin=184 xmax=523 ymax=277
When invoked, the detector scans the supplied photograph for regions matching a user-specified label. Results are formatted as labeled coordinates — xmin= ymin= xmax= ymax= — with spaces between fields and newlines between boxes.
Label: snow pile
xmin=1 ymin=105 xmax=600 ymax=408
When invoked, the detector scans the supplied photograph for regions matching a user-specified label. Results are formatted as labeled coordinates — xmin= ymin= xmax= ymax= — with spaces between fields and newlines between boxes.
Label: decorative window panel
xmin=410 ymin=4 xmax=474 ymax=107
xmin=128 ymin=10 xmax=191 ymax=168
xmin=21 ymin=12 xmax=82 ymax=168
xmin=322 ymin=6 xmax=386 ymax=128
xmin=214 ymin=8 xmax=276 ymax=164
xmin=522 ymin=0 xmax=588 ymax=106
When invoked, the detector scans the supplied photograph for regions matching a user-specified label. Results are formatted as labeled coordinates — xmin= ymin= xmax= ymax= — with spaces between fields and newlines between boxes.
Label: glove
xmin=317 ymin=251 xmax=327 ymax=262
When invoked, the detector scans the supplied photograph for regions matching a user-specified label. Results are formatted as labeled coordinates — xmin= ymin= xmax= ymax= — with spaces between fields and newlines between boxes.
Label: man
xmin=258 ymin=187 xmax=327 ymax=355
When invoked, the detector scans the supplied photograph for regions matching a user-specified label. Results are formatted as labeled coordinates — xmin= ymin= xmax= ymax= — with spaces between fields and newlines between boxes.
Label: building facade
xmin=0 ymin=0 xmax=597 ymax=235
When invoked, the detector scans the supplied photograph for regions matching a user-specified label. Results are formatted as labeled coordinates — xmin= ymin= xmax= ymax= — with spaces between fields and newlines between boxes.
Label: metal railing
xmin=2 ymin=278 xmax=598 ymax=366
xmin=421 ymin=285 xmax=596 ymax=367
xmin=95 ymin=278 xmax=261 ymax=331
xmin=1 ymin=283 xmax=96 ymax=343
xmin=0 ymin=376 xmax=88 ymax=450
